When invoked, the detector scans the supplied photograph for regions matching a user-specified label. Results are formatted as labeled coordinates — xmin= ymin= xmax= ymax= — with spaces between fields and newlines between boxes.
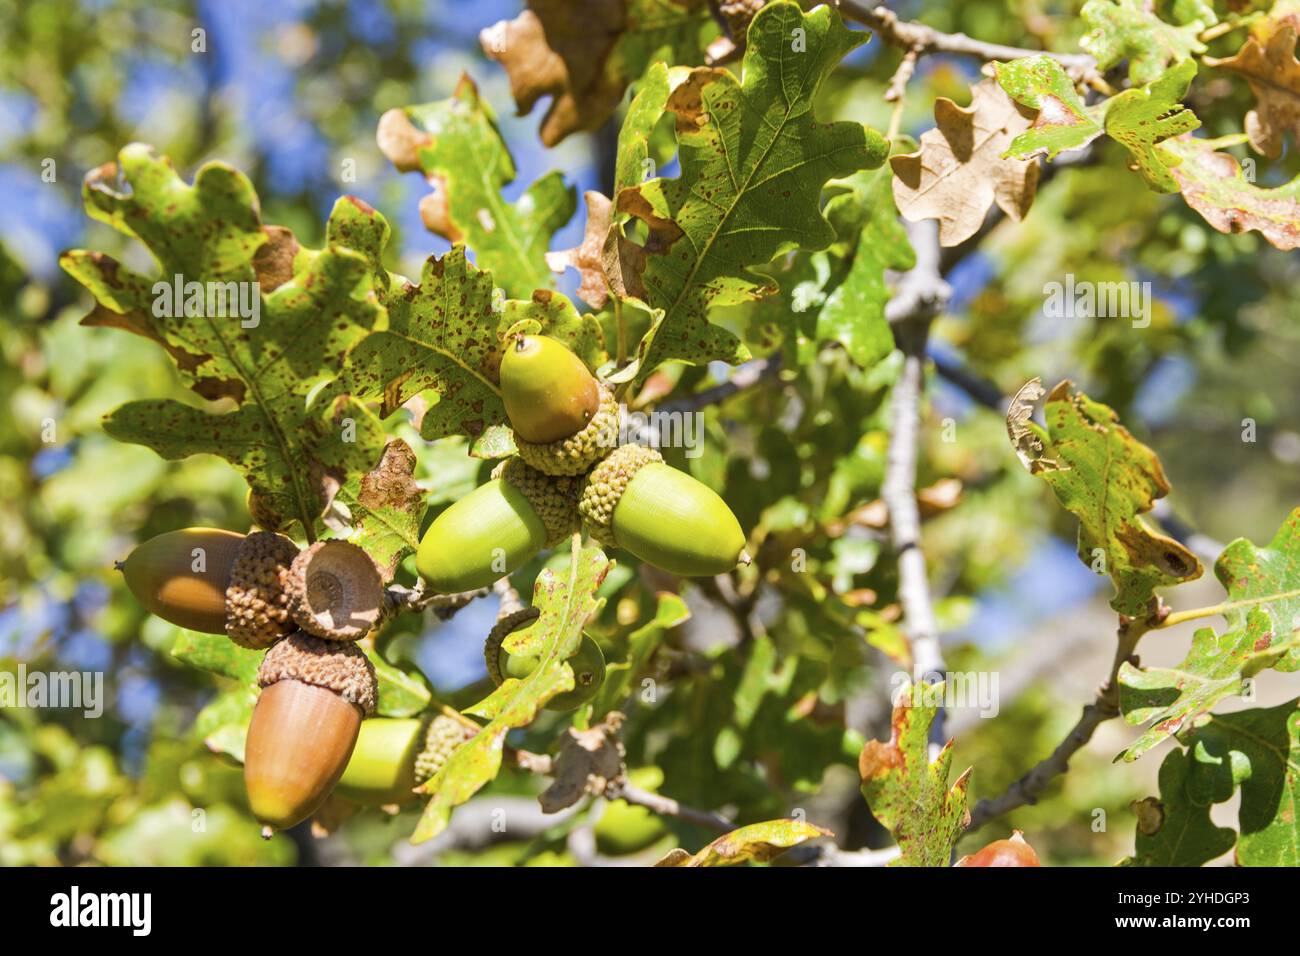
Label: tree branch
xmin=965 ymin=610 xmax=1159 ymax=832
xmin=882 ymin=220 xmax=951 ymax=754
xmin=835 ymin=1 xmax=1098 ymax=79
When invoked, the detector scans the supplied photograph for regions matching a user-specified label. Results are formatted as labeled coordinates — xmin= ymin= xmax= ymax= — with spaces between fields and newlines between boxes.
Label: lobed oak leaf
xmin=891 ymin=78 xmax=1040 ymax=247
xmin=1206 ymin=22 xmax=1300 ymax=159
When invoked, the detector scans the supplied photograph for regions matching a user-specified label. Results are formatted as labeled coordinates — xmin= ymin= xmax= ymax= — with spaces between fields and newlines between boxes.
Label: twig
xmin=385 ymin=581 xmax=492 ymax=621
xmin=882 ymin=220 xmax=951 ymax=755
xmin=965 ymin=611 xmax=1157 ymax=831
xmin=836 ymin=1 xmax=1098 ymax=79
xmin=618 ymin=783 xmax=734 ymax=832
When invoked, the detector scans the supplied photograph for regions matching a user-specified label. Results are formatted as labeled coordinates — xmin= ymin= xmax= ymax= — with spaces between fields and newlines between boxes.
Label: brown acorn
xmin=118 ymin=528 xmax=299 ymax=648
xmin=286 ymin=539 xmax=387 ymax=641
xmin=244 ymin=633 xmax=377 ymax=835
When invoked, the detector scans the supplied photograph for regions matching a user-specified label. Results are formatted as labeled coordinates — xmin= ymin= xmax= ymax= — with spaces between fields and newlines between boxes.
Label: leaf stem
xmin=1154 ymin=587 xmax=1300 ymax=630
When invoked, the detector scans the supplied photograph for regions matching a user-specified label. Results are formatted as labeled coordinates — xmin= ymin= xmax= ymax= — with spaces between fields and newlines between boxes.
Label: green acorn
xmin=484 ymin=606 xmax=606 ymax=712
xmin=501 ymin=334 xmax=619 ymax=476
xmin=416 ymin=458 xmax=580 ymax=593
xmin=578 ymin=444 xmax=749 ymax=576
xmin=335 ymin=714 xmax=471 ymax=805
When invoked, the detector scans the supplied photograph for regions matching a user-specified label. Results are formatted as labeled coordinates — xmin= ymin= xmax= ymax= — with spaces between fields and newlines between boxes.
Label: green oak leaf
xmin=1118 ymin=609 xmax=1297 ymax=760
xmin=1214 ymin=505 xmax=1300 ymax=671
xmin=614 ymin=61 xmax=673 ymax=197
xmin=653 ymin=819 xmax=831 ymax=867
xmin=1081 ymin=0 xmax=1207 ymax=84
xmin=1008 ymin=379 xmax=1202 ymax=616
xmin=172 ymin=631 xmax=262 ymax=683
xmin=1129 ymin=746 xmax=1236 ymax=866
xmin=1173 ymin=0 xmax=1218 ymax=26
xmin=412 ymin=546 xmax=613 ymax=843
xmin=1184 ymin=699 xmax=1300 ymax=866
xmin=1161 ymin=135 xmax=1300 ymax=250
xmin=60 ymin=144 xmax=389 ymax=538
xmin=859 ymin=681 xmax=971 ymax=867
xmin=615 ymin=2 xmax=888 ymax=380
xmin=381 ymin=75 xmax=574 ymax=299
xmin=815 ymin=163 xmax=914 ymax=367
xmin=590 ymin=591 xmax=690 ymax=718
xmin=1103 ymin=59 xmax=1201 ymax=193
xmin=995 ymin=56 xmax=1106 ymax=160
xmin=193 ymin=687 xmax=257 ymax=763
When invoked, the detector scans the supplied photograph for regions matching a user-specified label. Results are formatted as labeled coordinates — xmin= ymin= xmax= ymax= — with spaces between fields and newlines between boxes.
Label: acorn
xmin=416 ymin=457 xmax=580 ymax=593
xmin=954 ymin=831 xmax=1042 ymax=867
xmin=118 ymin=528 xmax=299 ymax=648
xmin=483 ymin=606 xmax=606 ymax=712
xmin=578 ymin=444 xmax=749 ymax=576
xmin=501 ymin=334 xmax=619 ymax=476
xmin=334 ymin=714 xmax=470 ymax=805
xmin=286 ymin=539 xmax=386 ymax=641
xmin=244 ymin=633 xmax=377 ymax=834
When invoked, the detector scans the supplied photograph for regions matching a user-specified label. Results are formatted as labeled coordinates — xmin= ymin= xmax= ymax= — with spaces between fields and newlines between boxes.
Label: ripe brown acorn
xmin=118 ymin=527 xmax=299 ymax=648
xmin=244 ymin=633 xmax=377 ymax=835
xmin=954 ymin=831 xmax=1042 ymax=867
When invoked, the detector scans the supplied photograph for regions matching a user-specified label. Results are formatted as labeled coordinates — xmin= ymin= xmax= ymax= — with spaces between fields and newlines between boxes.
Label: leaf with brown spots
xmin=653 ymin=818 xmax=831 ymax=867
xmin=340 ymin=246 xmax=605 ymax=458
xmin=1162 ymin=134 xmax=1300 ymax=250
xmin=615 ymin=2 xmax=887 ymax=380
xmin=891 ymin=78 xmax=1040 ymax=247
xmin=1206 ymin=21 xmax=1300 ymax=159
xmin=995 ymin=56 xmax=1105 ymax=161
xmin=59 ymin=144 xmax=389 ymax=538
xmin=480 ymin=0 xmax=717 ymax=147
xmin=335 ymin=439 xmax=425 ymax=581
xmin=1128 ymin=746 xmax=1236 ymax=866
xmin=1102 ymin=59 xmax=1200 ymax=193
xmin=859 ymin=681 xmax=971 ymax=867
xmin=1008 ymin=379 xmax=1202 ymax=616
xmin=377 ymin=75 xmax=576 ymax=299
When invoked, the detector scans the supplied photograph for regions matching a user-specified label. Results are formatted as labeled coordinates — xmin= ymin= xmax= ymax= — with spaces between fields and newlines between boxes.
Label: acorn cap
xmin=483 ymin=606 xmax=542 ymax=686
xmin=578 ymin=443 xmax=664 ymax=547
xmin=224 ymin=531 xmax=300 ymax=649
xmin=491 ymin=457 xmax=581 ymax=547
xmin=414 ymin=714 xmax=471 ymax=785
xmin=258 ymin=632 xmax=378 ymax=716
xmin=515 ymin=382 xmax=619 ymax=477
xmin=287 ymin=540 xmax=386 ymax=641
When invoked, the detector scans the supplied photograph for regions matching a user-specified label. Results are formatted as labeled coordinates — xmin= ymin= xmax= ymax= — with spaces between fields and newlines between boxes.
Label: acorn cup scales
xmin=578 ymin=444 xmax=749 ymax=577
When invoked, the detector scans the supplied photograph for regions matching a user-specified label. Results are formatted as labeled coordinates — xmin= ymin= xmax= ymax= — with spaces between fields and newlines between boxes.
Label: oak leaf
xmin=891 ymin=78 xmax=1040 ymax=247
xmin=1206 ymin=22 xmax=1300 ymax=158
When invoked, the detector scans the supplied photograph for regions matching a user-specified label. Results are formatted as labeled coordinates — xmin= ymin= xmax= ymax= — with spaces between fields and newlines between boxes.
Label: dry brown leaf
xmin=537 ymin=712 xmax=626 ymax=813
xmin=480 ymin=3 xmax=630 ymax=148
xmin=1006 ymin=377 xmax=1053 ymax=471
xmin=1206 ymin=23 xmax=1300 ymax=158
xmin=891 ymin=79 xmax=1041 ymax=247
xmin=545 ymin=191 xmax=612 ymax=308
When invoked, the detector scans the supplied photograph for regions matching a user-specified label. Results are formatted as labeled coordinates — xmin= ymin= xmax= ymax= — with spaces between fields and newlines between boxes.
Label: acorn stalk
xmin=578 ymin=445 xmax=749 ymax=576
xmin=244 ymin=633 xmax=377 ymax=835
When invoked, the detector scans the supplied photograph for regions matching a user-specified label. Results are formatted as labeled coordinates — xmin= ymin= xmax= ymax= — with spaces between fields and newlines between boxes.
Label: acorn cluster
xmin=415 ymin=333 xmax=750 ymax=594
xmin=118 ymin=527 xmax=392 ymax=834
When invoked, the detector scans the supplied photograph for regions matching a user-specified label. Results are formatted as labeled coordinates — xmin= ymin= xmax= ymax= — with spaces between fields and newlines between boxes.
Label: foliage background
xmin=1 ymin=0 xmax=1298 ymax=865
